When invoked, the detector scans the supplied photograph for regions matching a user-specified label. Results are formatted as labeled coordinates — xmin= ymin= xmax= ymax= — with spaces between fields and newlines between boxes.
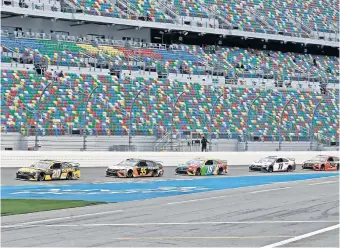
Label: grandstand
xmin=0 ymin=0 xmax=339 ymax=151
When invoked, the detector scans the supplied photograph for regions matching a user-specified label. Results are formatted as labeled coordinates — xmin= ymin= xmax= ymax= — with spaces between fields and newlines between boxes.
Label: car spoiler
xmin=220 ymin=160 xmax=228 ymax=165
xmin=288 ymin=158 xmax=295 ymax=161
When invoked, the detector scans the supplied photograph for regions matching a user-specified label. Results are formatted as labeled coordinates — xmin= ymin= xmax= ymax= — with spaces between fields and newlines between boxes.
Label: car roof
xmin=39 ymin=159 xmax=63 ymax=163
xmin=192 ymin=158 xmax=217 ymax=161
xmin=316 ymin=155 xmax=338 ymax=158
xmin=126 ymin=158 xmax=155 ymax=162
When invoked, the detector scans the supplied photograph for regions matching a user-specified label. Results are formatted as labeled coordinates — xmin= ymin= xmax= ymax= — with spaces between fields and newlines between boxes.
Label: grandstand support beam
xmin=129 ymin=87 xmax=148 ymax=151
xmin=278 ymin=97 xmax=296 ymax=151
xmin=170 ymin=91 xmax=186 ymax=152
xmin=35 ymin=81 xmax=53 ymax=151
xmin=309 ymin=99 xmax=324 ymax=151
xmin=83 ymin=85 xmax=98 ymax=151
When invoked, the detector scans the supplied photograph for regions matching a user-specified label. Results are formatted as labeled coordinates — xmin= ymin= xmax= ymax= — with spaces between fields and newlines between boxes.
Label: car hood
xmin=18 ymin=167 xmax=41 ymax=173
xmin=304 ymin=160 xmax=320 ymax=164
xmin=176 ymin=164 xmax=188 ymax=169
xmin=108 ymin=165 xmax=132 ymax=170
xmin=252 ymin=162 xmax=272 ymax=166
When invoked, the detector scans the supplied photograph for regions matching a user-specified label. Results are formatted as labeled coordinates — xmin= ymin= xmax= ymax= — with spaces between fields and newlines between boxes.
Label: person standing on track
xmin=201 ymin=136 xmax=209 ymax=152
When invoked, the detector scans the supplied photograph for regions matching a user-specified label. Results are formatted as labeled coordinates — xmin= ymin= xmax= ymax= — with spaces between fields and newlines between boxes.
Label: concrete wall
xmin=1 ymin=151 xmax=338 ymax=167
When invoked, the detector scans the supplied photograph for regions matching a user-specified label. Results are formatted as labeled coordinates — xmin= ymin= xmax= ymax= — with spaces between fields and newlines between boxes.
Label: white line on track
xmin=249 ymin=187 xmax=292 ymax=194
xmin=262 ymin=224 xmax=340 ymax=248
xmin=2 ymin=210 xmax=123 ymax=227
xmin=2 ymin=220 xmax=338 ymax=228
xmin=166 ymin=177 xmax=338 ymax=205
xmin=308 ymin=180 xmax=337 ymax=186
xmin=167 ymin=186 xmax=292 ymax=205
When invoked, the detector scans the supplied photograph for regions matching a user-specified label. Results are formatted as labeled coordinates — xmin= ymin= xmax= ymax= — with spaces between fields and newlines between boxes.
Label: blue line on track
xmin=1 ymin=173 xmax=338 ymax=202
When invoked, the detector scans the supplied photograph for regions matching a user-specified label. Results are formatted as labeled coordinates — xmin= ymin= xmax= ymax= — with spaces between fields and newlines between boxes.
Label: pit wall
xmin=1 ymin=151 xmax=339 ymax=167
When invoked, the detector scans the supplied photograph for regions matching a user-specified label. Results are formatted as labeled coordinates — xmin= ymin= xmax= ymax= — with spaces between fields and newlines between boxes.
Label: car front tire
xmin=38 ymin=173 xmax=45 ymax=181
xmin=66 ymin=172 xmax=73 ymax=180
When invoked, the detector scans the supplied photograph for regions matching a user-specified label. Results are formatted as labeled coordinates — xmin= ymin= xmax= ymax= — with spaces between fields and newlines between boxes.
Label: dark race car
xmin=106 ymin=158 xmax=164 ymax=178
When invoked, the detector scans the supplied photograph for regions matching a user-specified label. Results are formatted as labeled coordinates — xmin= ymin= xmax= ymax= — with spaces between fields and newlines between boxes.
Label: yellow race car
xmin=16 ymin=159 xmax=80 ymax=181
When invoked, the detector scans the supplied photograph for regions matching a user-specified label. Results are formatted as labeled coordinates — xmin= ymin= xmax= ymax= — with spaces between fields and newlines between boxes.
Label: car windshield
xmin=311 ymin=156 xmax=327 ymax=162
xmin=118 ymin=160 xmax=139 ymax=166
xmin=186 ymin=160 xmax=204 ymax=165
xmin=30 ymin=161 xmax=51 ymax=169
xmin=258 ymin=157 xmax=276 ymax=163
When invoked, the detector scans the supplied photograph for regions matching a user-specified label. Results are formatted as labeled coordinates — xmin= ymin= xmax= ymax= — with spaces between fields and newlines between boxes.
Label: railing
xmin=2 ymin=0 xmax=338 ymax=42
xmin=1 ymin=124 xmax=338 ymax=151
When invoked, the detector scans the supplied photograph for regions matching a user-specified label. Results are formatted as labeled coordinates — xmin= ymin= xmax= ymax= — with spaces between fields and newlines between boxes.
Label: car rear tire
xmin=66 ymin=172 xmax=73 ymax=180
xmin=38 ymin=173 xmax=45 ymax=181
xmin=268 ymin=167 xmax=273 ymax=173
xmin=287 ymin=166 xmax=292 ymax=172
xmin=337 ymin=164 xmax=339 ymax=171
xmin=127 ymin=170 xmax=133 ymax=178
xmin=218 ymin=167 xmax=224 ymax=175
xmin=195 ymin=168 xmax=201 ymax=176
xmin=320 ymin=165 xmax=325 ymax=171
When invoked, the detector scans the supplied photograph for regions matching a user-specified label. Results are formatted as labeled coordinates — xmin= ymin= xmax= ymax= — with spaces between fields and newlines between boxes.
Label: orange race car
xmin=302 ymin=155 xmax=339 ymax=171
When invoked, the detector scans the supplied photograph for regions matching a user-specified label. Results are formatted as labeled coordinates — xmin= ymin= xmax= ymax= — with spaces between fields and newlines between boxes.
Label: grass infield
xmin=1 ymin=199 xmax=105 ymax=216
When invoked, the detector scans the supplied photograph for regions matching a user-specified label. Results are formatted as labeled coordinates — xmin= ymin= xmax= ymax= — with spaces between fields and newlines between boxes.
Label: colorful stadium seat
xmin=1 ymin=69 xmax=339 ymax=142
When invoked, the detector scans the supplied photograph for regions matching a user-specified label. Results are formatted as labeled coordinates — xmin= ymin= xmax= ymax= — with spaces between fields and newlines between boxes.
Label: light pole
xmin=278 ymin=96 xmax=297 ymax=151
xmin=309 ymin=99 xmax=324 ymax=151
xmin=82 ymin=85 xmax=98 ymax=151
xmin=170 ymin=91 xmax=186 ymax=151
xmin=128 ymin=87 xmax=148 ymax=151
xmin=211 ymin=93 xmax=224 ymax=124
xmin=35 ymin=81 xmax=53 ymax=150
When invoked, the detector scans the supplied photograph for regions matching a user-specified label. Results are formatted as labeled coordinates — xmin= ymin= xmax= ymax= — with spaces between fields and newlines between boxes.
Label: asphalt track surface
xmin=1 ymin=166 xmax=339 ymax=247
xmin=0 ymin=166 xmax=334 ymax=185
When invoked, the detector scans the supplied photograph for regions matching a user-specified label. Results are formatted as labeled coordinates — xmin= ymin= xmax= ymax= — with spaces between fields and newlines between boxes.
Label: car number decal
xmin=206 ymin=165 xmax=214 ymax=174
xmin=140 ymin=168 xmax=147 ymax=175
xmin=52 ymin=169 xmax=61 ymax=178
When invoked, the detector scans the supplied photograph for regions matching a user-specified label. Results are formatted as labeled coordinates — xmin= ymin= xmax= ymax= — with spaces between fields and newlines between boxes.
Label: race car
xmin=176 ymin=158 xmax=228 ymax=176
xmin=249 ymin=156 xmax=296 ymax=172
xmin=106 ymin=158 xmax=164 ymax=178
xmin=16 ymin=160 xmax=80 ymax=181
xmin=302 ymin=155 xmax=339 ymax=171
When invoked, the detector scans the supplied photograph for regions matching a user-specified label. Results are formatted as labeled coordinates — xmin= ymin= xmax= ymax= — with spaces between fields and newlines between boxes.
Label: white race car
xmin=249 ymin=156 xmax=296 ymax=172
